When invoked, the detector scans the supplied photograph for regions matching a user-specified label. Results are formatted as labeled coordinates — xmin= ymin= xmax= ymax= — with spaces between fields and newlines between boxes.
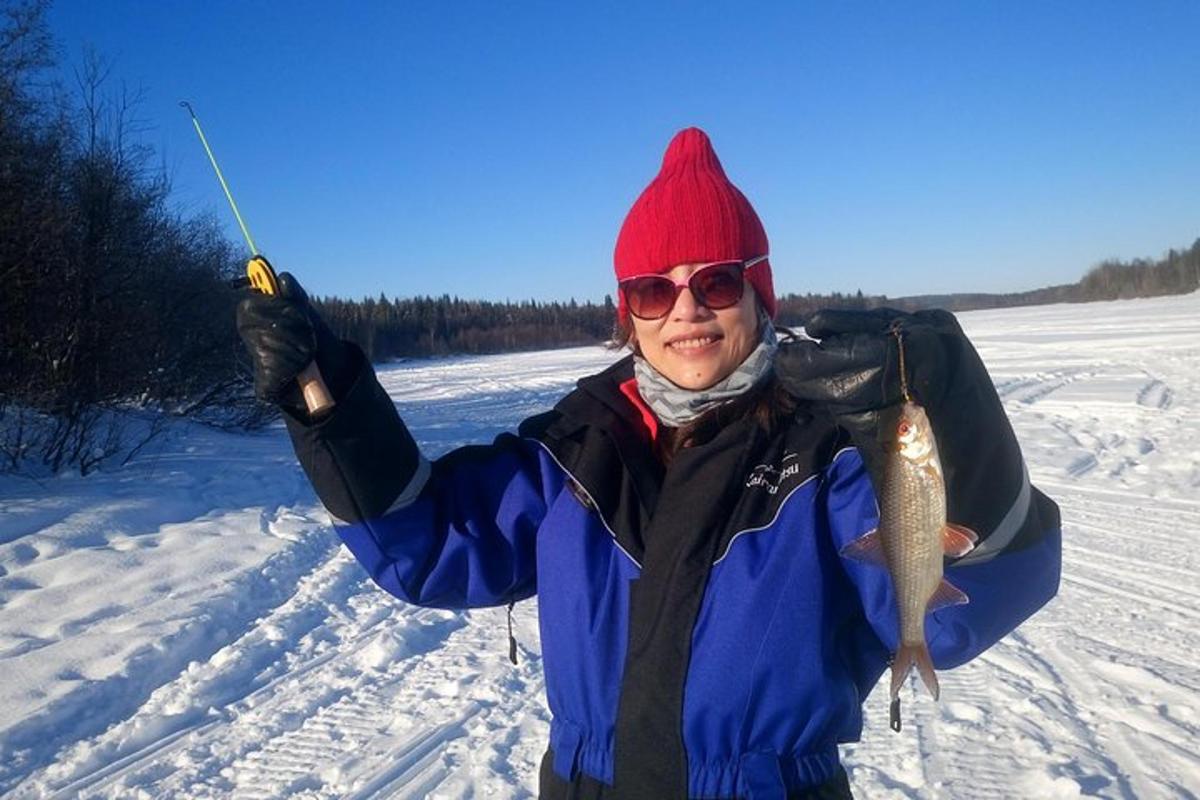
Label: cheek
xmin=720 ymin=308 xmax=760 ymax=360
xmin=630 ymin=320 xmax=661 ymax=353
xmin=727 ymin=333 xmax=754 ymax=366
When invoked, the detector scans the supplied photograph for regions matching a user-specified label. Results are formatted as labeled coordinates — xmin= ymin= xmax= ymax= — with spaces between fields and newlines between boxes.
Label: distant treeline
xmin=314 ymin=295 xmax=618 ymax=361
xmin=1 ymin=1 xmax=253 ymax=473
xmin=882 ymin=239 xmax=1200 ymax=314
xmin=315 ymin=237 xmax=1200 ymax=363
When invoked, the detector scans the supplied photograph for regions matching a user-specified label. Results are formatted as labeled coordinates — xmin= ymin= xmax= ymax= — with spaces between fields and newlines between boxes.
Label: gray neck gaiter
xmin=633 ymin=310 xmax=778 ymax=428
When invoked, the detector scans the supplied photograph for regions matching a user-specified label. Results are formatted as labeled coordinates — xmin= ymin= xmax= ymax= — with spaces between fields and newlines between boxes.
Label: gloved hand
xmin=779 ymin=306 xmax=1048 ymax=566
xmin=235 ymin=272 xmax=354 ymax=413
xmin=775 ymin=307 xmax=1004 ymax=487
xmin=775 ymin=307 xmax=968 ymax=409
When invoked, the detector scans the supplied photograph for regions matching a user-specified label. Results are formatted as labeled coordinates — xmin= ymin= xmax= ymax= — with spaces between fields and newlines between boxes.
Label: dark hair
xmin=609 ymin=313 xmax=635 ymax=352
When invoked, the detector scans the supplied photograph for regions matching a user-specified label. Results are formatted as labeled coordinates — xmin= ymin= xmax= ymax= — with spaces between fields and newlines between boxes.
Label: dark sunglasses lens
xmin=691 ymin=263 xmax=744 ymax=309
xmin=625 ymin=277 xmax=677 ymax=318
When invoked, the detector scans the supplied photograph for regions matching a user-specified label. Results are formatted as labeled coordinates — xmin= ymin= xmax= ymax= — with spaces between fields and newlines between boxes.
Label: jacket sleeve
xmin=282 ymin=345 xmax=558 ymax=609
xmin=825 ymin=441 xmax=1062 ymax=674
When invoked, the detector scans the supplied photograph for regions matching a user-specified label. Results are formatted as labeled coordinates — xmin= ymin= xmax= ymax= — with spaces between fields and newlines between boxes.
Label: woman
xmin=237 ymin=128 xmax=1061 ymax=799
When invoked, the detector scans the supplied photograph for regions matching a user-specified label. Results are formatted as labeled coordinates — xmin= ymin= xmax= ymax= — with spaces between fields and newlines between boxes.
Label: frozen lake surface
xmin=1 ymin=292 xmax=1198 ymax=798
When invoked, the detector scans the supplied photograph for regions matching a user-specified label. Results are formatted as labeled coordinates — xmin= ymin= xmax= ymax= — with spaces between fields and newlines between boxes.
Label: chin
xmin=665 ymin=363 xmax=723 ymax=390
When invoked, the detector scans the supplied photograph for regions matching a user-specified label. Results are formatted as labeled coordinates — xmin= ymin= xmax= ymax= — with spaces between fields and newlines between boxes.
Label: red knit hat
xmin=614 ymin=127 xmax=775 ymax=321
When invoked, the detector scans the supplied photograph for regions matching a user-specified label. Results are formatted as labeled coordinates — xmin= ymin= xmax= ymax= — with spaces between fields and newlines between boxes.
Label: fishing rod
xmin=180 ymin=100 xmax=334 ymax=415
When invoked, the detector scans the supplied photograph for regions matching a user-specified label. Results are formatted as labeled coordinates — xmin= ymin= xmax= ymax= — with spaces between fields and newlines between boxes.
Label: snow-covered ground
xmin=1 ymin=293 xmax=1197 ymax=799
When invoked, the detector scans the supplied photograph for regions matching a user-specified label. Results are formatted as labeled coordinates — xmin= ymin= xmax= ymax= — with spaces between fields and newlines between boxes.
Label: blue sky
xmin=46 ymin=1 xmax=1200 ymax=303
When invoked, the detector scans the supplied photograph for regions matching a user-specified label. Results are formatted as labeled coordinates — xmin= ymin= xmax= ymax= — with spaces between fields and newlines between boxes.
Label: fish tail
xmin=891 ymin=642 xmax=940 ymax=701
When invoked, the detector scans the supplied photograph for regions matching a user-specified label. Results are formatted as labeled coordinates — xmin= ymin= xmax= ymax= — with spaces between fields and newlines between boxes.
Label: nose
xmin=670 ymin=287 xmax=714 ymax=321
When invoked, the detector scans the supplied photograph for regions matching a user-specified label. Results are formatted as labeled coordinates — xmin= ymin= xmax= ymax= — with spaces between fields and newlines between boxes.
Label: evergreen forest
xmin=2 ymin=0 xmax=1197 ymax=474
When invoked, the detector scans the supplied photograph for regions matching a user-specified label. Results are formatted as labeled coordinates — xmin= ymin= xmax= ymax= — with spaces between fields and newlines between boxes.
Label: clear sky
xmin=45 ymin=1 xmax=1200 ymax=304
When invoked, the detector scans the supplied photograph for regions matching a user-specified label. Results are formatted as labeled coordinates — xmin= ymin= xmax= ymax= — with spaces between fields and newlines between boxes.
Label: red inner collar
xmin=618 ymin=377 xmax=659 ymax=442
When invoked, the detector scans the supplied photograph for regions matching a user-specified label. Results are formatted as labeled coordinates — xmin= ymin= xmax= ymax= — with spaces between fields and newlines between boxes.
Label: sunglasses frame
xmin=619 ymin=255 xmax=768 ymax=320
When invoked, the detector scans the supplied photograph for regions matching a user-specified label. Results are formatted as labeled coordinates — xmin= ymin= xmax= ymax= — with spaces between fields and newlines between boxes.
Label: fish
xmin=840 ymin=400 xmax=979 ymax=728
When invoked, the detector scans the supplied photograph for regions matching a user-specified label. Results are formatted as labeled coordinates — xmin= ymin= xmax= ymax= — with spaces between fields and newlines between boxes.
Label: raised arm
xmin=237 ymin=275 xmax=553 ymax=609
xmin=778 ymin=308 xmax=1062 ymax=669
xmin=282 ymin=358 xmax=553 ymax=608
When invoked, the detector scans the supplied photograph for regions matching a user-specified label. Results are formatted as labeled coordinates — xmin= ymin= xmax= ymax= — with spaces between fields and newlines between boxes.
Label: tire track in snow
xmin=40 ymin=569 xmax=461 ymax=797
xmin=992 ymin=630 xmax=1146 ymax=799
xmin=922 ymin=662 xmax=1016 ymax=800
xmin=1062 ymin=542 xmax=1199 ymax=582
xmin=339 ymin=705 xmax=481 ymax=800
xmin=1067 ymin=518 xmax=1189 ymax=554
xmin=1064 ymin=630 xmax=1200 ymax=695
xmin=1135 ymin=377 xmax=1173 ymax=410
xmin=1 ymin=509 xmax=339 ymax=797
xmin=332 ymin=603 xmax=548 ymax=800
xmin=20 ymin=545 xmax=370 ymax=798
xmin=1062 ymin=492 xmax=1200 ymax=523
xmin=1063 ymin=545 xmax=1200 ymax=606
xmin=994 ymin=368 xmax=1095 ymax=407
xmin=36 ymin=579 xmax=546 ymax=799
xmin=213 ymin=599 xmax=546 ymax=800
xmin=1035 ymin=481 xmax=1200 ymax=515
xmin=18 ymin=351 xmax=592 ymax=799
xmin=1031 ymin=633 xmax=1195 ymax=798
xmin=1059 ymin=573 xmax=1200 ymax=623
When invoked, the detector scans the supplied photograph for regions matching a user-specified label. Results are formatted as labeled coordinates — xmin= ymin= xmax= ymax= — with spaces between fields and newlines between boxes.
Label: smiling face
xmin=629 ymin=262 xmax=762 ymax=390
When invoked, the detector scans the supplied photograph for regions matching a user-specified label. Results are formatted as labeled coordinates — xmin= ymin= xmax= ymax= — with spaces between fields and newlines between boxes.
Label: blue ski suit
xmin=283 ymin=346 xmax=1062 ymax=800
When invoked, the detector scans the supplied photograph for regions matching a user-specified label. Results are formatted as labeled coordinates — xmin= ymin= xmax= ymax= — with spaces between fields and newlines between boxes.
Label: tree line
xmin=314 ymin=294 xmax=617 ymax=361
xmin=1076 ymin=244 xmax=1200 ymax=302
xmin=313 ymin=233 xmax=1200 ymax=367
xmin=884 ymin=239 xmax=1200 ymax=314
xmin=1 ymin=0 xmax=254 ymax=474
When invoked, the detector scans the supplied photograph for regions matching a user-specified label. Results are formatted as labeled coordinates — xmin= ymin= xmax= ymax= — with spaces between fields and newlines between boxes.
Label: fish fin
xmin=927 ymin=577 xmax=970 ymax=612
xmin=941 ymin=524 xmax=979 ymax=557
xmin=947 ymin=523 xmax=979 ymax=544
xmin=839 ymin=529 xmax=886 ymax=565
xmin=891 ymin=642 xmax=940 ymax=701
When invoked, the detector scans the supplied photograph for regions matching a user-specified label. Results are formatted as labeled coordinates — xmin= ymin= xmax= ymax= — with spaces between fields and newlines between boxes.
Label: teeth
xmin=669 ymin=336 xmax=717 ymax=350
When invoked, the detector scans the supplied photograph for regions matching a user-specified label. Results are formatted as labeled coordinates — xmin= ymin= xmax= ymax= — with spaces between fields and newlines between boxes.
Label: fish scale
xmin=881 ymin=444 xmax=947 ymax=646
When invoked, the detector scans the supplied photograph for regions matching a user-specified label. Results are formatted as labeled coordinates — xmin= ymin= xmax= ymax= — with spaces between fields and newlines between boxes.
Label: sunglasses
xmin=619 ymin=255 xmax=768 ymax=320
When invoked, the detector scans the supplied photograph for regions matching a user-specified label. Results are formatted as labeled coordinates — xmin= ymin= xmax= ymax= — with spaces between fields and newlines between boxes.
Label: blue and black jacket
xmin=283 ymin=348 xmax=1061 ymax=800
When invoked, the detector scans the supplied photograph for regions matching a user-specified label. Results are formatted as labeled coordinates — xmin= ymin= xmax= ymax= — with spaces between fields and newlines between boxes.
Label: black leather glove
xmin=235 ymin=272 xmax=355 ymax=413
xmin=775 ymin=308 xmax=1020 ymax=529
xmin=776 ymin=307 xmax=970 ymax=407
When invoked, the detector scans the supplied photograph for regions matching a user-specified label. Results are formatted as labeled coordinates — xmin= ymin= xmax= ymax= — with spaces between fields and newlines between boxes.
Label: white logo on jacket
xmin=745 ymin=452 xmax=803 ymax=495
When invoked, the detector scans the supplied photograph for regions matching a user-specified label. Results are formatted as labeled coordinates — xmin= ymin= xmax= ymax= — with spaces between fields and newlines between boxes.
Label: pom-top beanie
xmin=614 ymin=127 xmax=775 ymax=321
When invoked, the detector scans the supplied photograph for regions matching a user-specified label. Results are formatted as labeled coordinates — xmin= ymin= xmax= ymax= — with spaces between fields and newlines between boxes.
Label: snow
xmin=1 ymin=293 xmax=1198 ymax=799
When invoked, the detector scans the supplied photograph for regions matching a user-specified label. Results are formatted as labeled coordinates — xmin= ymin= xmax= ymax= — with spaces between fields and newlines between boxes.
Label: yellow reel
xmin=246 ymin=255 xmax=280 ymax=296
xmin=244 ymin=254 xmax=335 ymax=415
